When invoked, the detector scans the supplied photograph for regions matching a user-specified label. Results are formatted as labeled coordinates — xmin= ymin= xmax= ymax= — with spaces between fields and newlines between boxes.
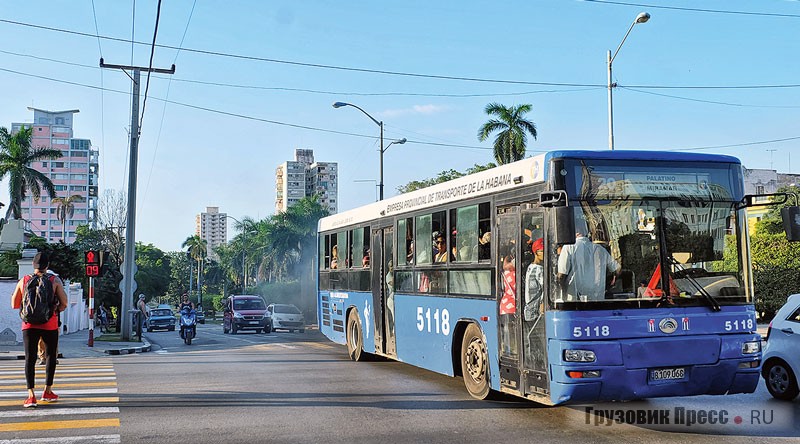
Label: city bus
xmin=317 ymin=150 xmax=797 ymax=405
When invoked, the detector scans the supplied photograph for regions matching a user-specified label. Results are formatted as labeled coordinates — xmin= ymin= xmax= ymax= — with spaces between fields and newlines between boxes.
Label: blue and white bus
xmin=317 ymin=150 xmax=794 ymax=405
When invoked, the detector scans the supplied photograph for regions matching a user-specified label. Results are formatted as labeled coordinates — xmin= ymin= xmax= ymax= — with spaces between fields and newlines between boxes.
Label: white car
xmin=762 ymin=294 xmax=800 ymax=400
xmin=267 ymin=303 xmax=305 ymax=333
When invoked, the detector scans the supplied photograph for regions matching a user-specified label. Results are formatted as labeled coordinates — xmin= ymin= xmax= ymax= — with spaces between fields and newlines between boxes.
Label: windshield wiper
xmin=668 ymin=257 xmax=721 ymax=312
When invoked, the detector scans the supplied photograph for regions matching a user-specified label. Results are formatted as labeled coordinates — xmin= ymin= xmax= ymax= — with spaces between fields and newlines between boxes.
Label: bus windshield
xmin=550 ymin=159 xmax=748 ymax=310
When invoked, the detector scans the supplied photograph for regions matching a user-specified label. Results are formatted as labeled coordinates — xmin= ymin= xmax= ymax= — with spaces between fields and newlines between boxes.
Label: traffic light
xmin=85 ymin=250 xmax=100 ymax=277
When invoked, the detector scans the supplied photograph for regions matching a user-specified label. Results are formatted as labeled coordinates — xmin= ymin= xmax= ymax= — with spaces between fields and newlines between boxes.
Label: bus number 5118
xmin=416 ymin=307 xmax=450 ymax=336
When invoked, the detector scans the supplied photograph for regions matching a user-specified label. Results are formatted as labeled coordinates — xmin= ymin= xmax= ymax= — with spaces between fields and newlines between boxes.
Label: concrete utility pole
xmin=100 ymin=59 xmax=175 ymax=340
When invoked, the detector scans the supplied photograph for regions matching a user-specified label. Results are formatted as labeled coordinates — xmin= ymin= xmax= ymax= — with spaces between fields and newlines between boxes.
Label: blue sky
xmin=1 ymin=0 xmax=798 ymax=251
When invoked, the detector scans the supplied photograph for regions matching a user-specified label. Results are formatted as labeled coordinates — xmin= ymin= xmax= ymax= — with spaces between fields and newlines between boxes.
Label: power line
xmin=620 ymin=86 xmax=800 ymax=109
xmin=3 ymin=17 xmax=800 ymax=90
xmin=139 ymin=0 xmax=163 ymax=131
xmin=582 ymin=0 xmax=800 ymax=19
xmin=1 ymin=63 xmax=796 ymax=154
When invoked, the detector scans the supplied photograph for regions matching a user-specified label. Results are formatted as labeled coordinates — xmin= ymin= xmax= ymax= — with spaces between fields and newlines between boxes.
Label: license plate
xmin=650 ymin=367 xmax=685 ymax=381
xmin=248 ymin=321 xmax=259 ymax=325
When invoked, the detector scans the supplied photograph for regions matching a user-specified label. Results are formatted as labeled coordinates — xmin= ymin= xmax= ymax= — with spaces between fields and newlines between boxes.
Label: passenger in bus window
xmin=331 ymin=245 xmax=339 ymax=269
xmin=500 ymin=254 xmax=517 ymax=354
xmin=434 ymin=233 xmax=453 ymax=263
xmin=478 ymin=231 xmax=491 ymax=260
xmin=362 ymin=248 xmax=370 ymax=267
xmin=557 ymin=229 xmax=620 ymax=301
xmin=524 ymin=238 xmax=544 ymax=323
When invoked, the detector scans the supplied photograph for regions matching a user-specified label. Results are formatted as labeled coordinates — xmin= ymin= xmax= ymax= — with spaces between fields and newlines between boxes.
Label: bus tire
xmin=346 ymin=309 xmax=368 ymax=362
xmin=461 ymin=323 xmax=491 ymax=400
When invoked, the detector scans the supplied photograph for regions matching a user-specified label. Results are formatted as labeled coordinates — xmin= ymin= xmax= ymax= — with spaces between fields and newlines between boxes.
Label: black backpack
xmin=20 ymin=274 xmax=56 ymax=324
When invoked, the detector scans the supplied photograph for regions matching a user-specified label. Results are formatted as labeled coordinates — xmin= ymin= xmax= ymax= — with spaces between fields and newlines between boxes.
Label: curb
xmin=104 ymin=339 xmax=151 ymax=355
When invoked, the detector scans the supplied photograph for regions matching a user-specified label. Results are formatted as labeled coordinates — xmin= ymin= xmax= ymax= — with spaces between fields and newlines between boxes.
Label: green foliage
xmin=0 ymin=248 xmax=21 ymax=277
xmin=748 ymin=233 xmax=800 ymax=319
xmin=396 ymin=163 xmax=496 ymax=194
xmin=167 ymin=251 xmax=192 ymax=298
xmin=34 ymin=241 xmax=83 ymax=282
xmin=753 ymin=185 xmax=800 ymax=235
xmin=477 ymin=103 xmax=537 ymax=165
xmin=134 ymin=242 xmax=171 ymax=301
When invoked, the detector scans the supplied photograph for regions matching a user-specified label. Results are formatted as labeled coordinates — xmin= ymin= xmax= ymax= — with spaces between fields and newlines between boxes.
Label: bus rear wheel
xmin=346 ymin=310 xmax=368 ymax=362
xmin=461 ymin=323 xmax=491 ymax=399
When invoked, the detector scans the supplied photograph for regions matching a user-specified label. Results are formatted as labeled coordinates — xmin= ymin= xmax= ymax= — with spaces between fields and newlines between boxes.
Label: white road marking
xmin=0 ymin=377 xmax=116 ymax=385
xmin=275 ymin=344 xmax=297 ymax=349
xmin=0 ymin=435 xmax=120 ymax=444
xmin=0 ymin=368 xmax=114 ymax=375
xmin=0 ymin=406 xmax=119 ymax=418
xmin=0 ymin=388 xmax=118 ymax=398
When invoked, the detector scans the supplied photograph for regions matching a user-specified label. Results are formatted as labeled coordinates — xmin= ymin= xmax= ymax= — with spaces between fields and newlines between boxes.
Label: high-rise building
xmin=12 ymin=107 xmax=99 ymax=243
xmin=195 ymin=206 xmax=227 ymax=260
xmin=275 ymin=149 xmax=338 ymax=213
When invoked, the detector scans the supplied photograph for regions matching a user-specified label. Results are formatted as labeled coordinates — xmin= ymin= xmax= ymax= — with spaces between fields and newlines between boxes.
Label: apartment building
xmin=12 ymin=107 xmax=98 ymax=243
xmin=195 ymin=206 xmax=227 ymax=260
xmin=275 ymin=149 xmax=337 ymax=213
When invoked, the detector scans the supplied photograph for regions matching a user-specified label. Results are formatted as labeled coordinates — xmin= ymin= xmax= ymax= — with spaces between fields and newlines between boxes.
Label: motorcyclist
xmin=178 ymin=294 xmax=195 ymax=312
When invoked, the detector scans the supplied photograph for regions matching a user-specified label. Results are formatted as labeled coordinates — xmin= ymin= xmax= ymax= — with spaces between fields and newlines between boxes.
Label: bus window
xmin=398 ymin=218 xmax=413 ymax=266
xmin=416 ymin=214 xmax=432 ymax=265
xmin=478 ymin=202 xmax=491 ymax=261
xmin=320 ymin=235 xmax=329 ymax=270
xmin=452 ymin=205 xmax=479 ymax=263
xmin=350 ymin=227 xmax=364 ymax=269
xmin=431 ymin=211 xmax=447 ymax=263
xmin=449 ymin=270 xmax=492 ymax=295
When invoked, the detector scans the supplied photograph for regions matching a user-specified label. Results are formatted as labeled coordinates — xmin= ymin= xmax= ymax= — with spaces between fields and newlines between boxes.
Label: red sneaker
xmin=41 ymin=390 xmax=58 ymax=402
xmin=23 ymin=396 xmax=37 ymax=408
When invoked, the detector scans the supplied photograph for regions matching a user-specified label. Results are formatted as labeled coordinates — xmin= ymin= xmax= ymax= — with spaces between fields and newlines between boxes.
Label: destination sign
xmin=583 ymin=171 xmax=731 ymax=200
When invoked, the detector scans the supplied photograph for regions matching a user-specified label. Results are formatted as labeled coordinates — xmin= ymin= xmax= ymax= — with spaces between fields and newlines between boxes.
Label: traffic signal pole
xmin=88 ymin=276 xmax=94 ymax=347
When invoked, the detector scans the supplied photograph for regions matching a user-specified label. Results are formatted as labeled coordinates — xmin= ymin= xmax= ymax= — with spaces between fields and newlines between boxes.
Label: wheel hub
xmin=769 ymin=366 xmax=789 ymax=393
xmin=465 ymin=338 xmax=486 ymax=381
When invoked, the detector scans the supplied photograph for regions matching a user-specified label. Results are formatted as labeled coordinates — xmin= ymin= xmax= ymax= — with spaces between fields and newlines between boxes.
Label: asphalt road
xmin=103 ymin=324 xmax=800 ymax=443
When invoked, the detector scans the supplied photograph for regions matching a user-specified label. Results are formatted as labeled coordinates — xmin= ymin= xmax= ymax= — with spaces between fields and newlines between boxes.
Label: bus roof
xmin=318 ymin=150 xmax=742 ymax=232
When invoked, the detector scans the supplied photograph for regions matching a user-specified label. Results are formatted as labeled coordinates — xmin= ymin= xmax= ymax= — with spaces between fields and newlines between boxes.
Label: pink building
xmin=11 ymin=107 xmax=99 ymax=243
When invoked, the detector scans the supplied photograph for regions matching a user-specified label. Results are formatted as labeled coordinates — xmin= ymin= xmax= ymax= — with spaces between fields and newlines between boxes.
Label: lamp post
xmin=608 ymin=11 xmax=650 ymax=151
xmin=334 ymin=102 xmax=405 ymax=201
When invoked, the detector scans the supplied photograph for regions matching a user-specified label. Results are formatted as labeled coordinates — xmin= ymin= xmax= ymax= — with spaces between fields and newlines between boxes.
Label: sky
xmin=1 ymin=0 xmax=799 ymax=252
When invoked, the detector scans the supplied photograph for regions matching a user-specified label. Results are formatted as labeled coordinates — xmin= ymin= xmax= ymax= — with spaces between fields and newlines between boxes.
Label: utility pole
xmin=100 ymin=58 xmax=175 ymax=340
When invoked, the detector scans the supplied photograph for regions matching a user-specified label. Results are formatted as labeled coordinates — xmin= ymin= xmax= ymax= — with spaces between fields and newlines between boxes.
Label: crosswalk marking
xmin=0 ymin=358 xmax=120 ymax=441
xmin=0 ymin=418 xmax=120 ymax=432
xmin=0 ymin=406 xmax=119 ymax=418
xmin=0 ymin=435 xmax=120 ymax=444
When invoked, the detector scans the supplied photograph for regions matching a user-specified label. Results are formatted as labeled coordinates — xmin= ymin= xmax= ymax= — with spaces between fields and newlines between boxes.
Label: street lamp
xmin=334 ymin=102 xmax=404 ymax=201
xmin=607 ymin=11 xmax=650 ymax=151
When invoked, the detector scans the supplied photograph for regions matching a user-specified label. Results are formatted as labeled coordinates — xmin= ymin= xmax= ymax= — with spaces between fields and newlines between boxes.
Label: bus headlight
xmin=564 ymin=349 xmax=596 ymax=362
xmin=742 ymin=341 xmax=760 ymax=354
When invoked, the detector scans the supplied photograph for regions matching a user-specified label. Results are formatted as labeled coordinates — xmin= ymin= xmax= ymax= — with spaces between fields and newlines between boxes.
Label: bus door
xmin=520 ymin=208 xmax=549 ymax=396
xmin=382 ymin=226 xmax=396 ymax=357
xmin=496 ymin=207 xmax=521 ymax=390
xmin=371 ymin=226 xmax=396 ymax=356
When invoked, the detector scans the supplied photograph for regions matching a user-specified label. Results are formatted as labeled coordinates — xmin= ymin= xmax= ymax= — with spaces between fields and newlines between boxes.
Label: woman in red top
xmin=10 ymin=252 xmax=68 ymax=408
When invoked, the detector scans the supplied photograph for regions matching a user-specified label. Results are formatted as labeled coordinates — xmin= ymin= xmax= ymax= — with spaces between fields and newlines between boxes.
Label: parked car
xmin=146 ymin=306 xmax=176 ymax=332
xmin=196 ymin=305 xmax=206 ymax=324
xmin=762 ymin=294 xmax=800 ymax=400
xmin=267 ymin=303 xmax=305 ymax=333
xmin=223 ymin=295 xmax=269 ymax=334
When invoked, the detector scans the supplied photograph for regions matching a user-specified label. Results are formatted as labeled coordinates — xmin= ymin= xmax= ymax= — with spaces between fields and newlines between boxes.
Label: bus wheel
xmin=461 ymin=323 xmax=491 ymax=399
xmin=346 ymin=310 xmax=367 ymax=362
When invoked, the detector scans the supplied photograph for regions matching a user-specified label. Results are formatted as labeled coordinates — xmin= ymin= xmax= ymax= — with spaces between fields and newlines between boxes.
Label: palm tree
xmin=0 ymin=126 xmax=63 ymax=219
xmin=477 ymin=103 xmax=538 ymax=165
xmin=181 ymin=235 xmax=207 ymax=302
xmin=53 ymin=194 xmax=84 ymax=241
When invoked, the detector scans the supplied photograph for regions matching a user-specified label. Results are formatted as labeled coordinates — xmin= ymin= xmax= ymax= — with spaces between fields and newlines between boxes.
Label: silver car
xmin=267 ymin=303 xmax=305 ymax=333
xmin=762 ymin=294 xmax=800 ymax=400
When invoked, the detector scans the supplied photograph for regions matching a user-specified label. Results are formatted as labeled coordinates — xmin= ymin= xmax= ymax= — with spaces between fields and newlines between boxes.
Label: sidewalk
xmin=0 ymin=328 xmax=151 ymax=360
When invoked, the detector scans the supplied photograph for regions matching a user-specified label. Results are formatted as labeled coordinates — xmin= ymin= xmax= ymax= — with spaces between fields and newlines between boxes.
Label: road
xmin=1 ymin=323 xmax=798 ymax=443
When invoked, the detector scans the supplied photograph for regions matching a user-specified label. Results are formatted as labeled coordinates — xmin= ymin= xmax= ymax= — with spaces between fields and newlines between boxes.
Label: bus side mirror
xmin=554 ymin=206 xmax=576 ymax=245
xmin=781 ymin=206 xmax=800 ymax=241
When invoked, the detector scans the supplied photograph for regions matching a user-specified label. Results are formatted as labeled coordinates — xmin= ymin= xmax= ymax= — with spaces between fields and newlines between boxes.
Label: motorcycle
xmin=179 ymin=307 xmax=197 ymax=345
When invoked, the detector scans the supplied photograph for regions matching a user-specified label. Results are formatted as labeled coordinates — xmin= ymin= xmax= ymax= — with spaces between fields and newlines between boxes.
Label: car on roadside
xmin=146 ymin=306 xmax=176 ymax=332
xmin=762 ymin=293 xmax=800 ymax=400
xmin=223 ymin=295 xmax=269 ymax=334
xmin=267 ymin=303 xmax=305 ymax=333
xmin=196 ymin=305 xmax=206 ymax=324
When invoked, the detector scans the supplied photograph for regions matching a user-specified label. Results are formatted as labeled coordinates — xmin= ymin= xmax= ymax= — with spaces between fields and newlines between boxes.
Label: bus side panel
xmin=319 ymin=290 xmax=376 ymax=354
xmin=394 ymin=293 xmax=500 ymax=384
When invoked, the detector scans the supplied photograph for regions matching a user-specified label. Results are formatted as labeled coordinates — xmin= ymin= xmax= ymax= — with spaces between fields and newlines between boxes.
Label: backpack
xmin=19 ymin=274 xmax=56 ymax=324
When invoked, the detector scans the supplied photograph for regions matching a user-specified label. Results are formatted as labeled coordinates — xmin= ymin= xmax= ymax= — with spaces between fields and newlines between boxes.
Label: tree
xmin=396 ymin=163 xmax=496 ymax=194
xmin=53 ymin=194 xmax=84 ymax=241
xmin=477 ymin=103 xmax=537 ymax=165
xmin=182 ymin=235 xmax=207 ymax=302
xmin=0 ymin=126 xmax=62 ymax=219
xmin=134 ymin=243 xmax=171 ymax=303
